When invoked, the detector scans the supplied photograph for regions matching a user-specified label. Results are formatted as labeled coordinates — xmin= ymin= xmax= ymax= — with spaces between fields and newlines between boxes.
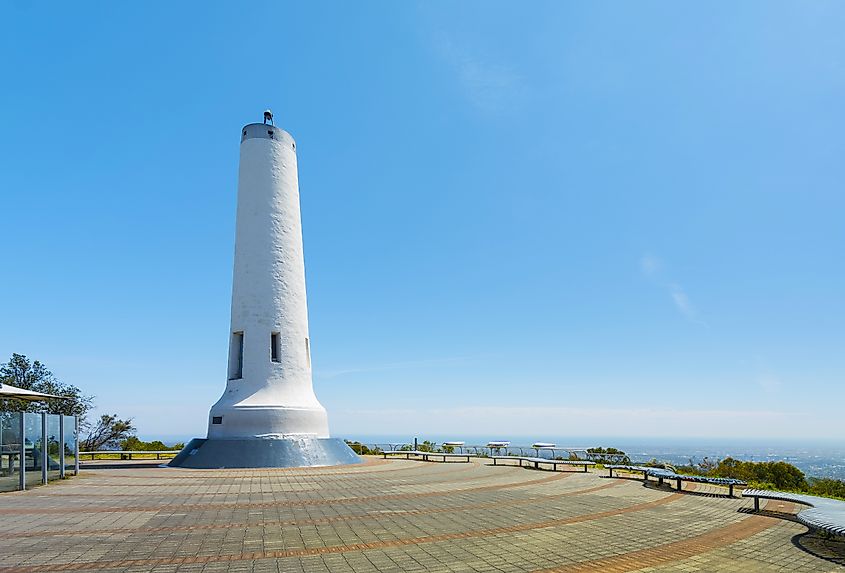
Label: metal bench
xmin=606 ymin=465 xmax=652 ymax=478
xmin=381 ymin=450 xmax=470 ymax=463
xmin=421 ymin=452 xmax=471 ymax=463
xmin=441 ymin=441 xmax=466 ymax=453
xmin=743 ymin=489 xmax=845 ymax=539
xmin=649 ymin=468 xmax=747 ymax=496
xmin=606 ymin=465 xmax=747 ymax=496
xmin=382 ymin=450 xmax=424 ymax=460
xmin=491 ymin=456 xmax=595 ymax=472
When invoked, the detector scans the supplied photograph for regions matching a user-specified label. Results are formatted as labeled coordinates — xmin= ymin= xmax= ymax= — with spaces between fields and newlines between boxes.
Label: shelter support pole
xmin=41 ymin=413 xmax=48 ymax=485
xmin=59 ymin=414 xmax=65 ymax=479
xmin=19 ymin=414 xmax=25 ymax=491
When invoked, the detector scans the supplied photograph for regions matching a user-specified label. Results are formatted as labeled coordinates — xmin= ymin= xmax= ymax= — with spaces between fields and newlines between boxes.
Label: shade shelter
xmin=0 ymin=382 xmax=70 ymax=402
xmin=1 ymin=383 xmax=77 ymax=492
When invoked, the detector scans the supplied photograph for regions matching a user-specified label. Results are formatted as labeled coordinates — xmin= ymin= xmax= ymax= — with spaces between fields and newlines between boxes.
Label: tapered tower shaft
xmin=169 ymin=114 xmax=358 ymax=469
xmin=208 ymin=122 xmax=329 ymax=439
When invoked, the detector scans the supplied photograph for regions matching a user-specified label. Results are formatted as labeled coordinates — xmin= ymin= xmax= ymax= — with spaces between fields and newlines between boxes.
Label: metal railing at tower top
xmin=0 ymin=412 xmax=79 ymax=493
xmin=342 ymin=441 xmax=623 ymax=462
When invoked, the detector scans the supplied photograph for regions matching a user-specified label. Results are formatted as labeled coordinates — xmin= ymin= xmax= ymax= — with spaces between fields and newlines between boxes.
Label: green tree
xmin=418 ymin=440 xmax=436 ymax=453
xmin=81 ymin=414 xmax=136 ymax=451
xmin=586 ymin=447 xmax=631 ymax=465
xmin=0 ymin=353 xmax=93 ymax=422
xmin=1 ymin=353 xmax=139 ymax=451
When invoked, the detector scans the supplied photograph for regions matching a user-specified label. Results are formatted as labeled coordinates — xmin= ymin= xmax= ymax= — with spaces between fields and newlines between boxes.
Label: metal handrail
xmin=344 ymin=442 xmax=601 ymax=460
xmin=79 ymin=450 xmax=179 ymax=460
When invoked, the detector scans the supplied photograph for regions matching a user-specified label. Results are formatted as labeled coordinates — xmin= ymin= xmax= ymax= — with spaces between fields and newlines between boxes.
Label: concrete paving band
xmin=170 ymin=115 xmax=358 ymax=468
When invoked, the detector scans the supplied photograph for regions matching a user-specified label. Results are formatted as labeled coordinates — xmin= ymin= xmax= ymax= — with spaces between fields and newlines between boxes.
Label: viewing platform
xmin=0 ymin=456 xmax=841 ymax=571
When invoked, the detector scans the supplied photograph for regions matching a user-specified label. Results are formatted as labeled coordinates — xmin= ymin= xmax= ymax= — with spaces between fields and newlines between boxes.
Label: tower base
xmin=167 ymin=437 xmax=361 ymax=469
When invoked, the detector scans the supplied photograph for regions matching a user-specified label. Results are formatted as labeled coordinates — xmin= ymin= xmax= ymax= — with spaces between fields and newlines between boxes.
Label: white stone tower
xmin=170 ymin=112 xmax=359 ymax=468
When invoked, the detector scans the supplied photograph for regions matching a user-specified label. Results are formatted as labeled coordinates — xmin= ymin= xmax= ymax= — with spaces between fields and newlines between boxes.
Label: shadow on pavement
xmin=791 ymin=531 xmax=845 ymax=566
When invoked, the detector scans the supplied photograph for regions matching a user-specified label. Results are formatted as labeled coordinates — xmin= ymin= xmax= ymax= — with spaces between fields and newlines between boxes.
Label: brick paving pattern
xmin=0 ymin=457 xmax=841 ymax=572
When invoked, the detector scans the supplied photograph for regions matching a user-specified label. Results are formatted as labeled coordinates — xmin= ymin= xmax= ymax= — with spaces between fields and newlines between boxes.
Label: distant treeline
xmin=345 ymin=440 xmax=845 ymax=501
xmin=671 ymin=457 xmax=845 ymax=500
xmin=119 ymin=437 xmax=184 ymax=451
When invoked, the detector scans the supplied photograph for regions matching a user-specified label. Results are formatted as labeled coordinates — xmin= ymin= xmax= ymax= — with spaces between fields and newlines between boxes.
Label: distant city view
xmin=145 ymin=434 xmax=845 ymax=480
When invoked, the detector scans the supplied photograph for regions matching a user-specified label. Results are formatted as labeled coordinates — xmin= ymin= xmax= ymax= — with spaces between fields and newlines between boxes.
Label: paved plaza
xmin=0 ymin=457 xmax=843 ymax=572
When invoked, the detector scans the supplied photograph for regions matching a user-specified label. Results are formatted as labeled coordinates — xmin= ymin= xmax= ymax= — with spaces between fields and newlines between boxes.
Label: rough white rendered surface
xmin=207 ymin=124 xmax=330 ymax=440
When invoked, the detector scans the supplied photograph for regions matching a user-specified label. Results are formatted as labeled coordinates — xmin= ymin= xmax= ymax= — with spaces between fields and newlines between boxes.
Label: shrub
xmin=418 ymin=440 xmax=437 ymax=453
xmin=587 ymin=447 xmax=631 ymax=465
xmin=807 ymin=478 xmax=845 ymax=500
xmin=711 ymin=458 xmax=807 ymax=490
xmin=344 ymin=440 xmax=375 ymax=455
xmin=120 ymin=437 xmax=183 ymax=451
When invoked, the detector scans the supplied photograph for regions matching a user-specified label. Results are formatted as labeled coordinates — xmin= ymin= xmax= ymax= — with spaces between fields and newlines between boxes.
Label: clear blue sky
xmin=2 ymin=2 xmax=843 ymax=441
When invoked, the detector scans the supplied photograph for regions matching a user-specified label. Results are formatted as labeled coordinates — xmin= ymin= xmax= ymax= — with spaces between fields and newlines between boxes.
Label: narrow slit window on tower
xmin=229 ymin=331 xmax=244 ymax=380
xmin=271 ymin=332 xmax=280 ymax=362
xmin=305 ymin=337 xmax=311 ymax=368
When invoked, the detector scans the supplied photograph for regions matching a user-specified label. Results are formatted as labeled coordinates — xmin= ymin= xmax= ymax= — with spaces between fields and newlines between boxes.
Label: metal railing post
xmin=74 ymin=417 xmax=80 ymax=475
